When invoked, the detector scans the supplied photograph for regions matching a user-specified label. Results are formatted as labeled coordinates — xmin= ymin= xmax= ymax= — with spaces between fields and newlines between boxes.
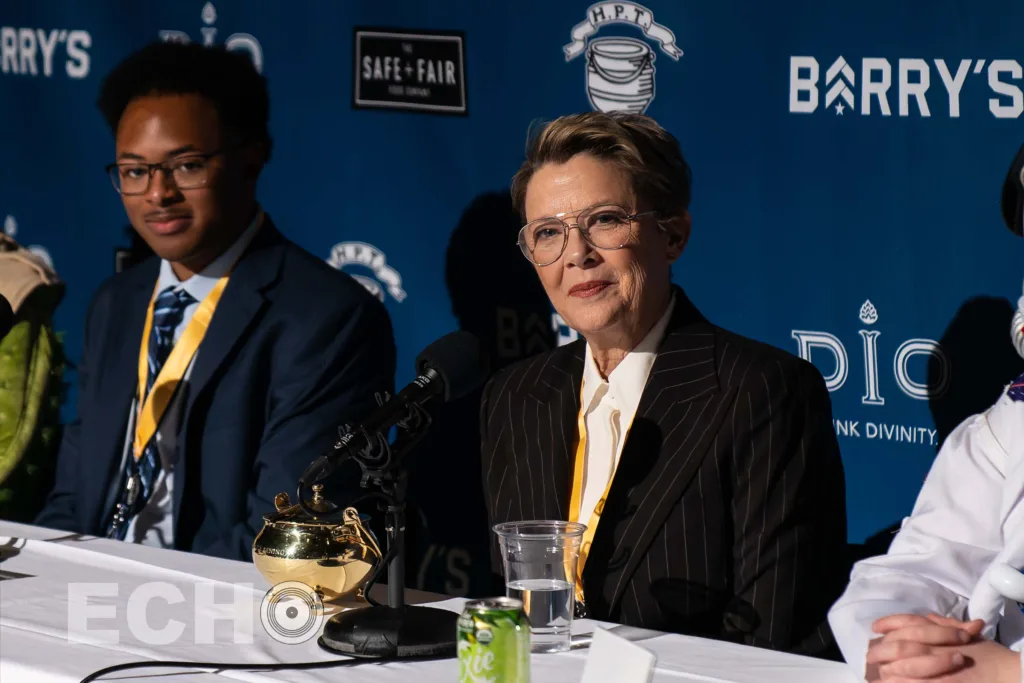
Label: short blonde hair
xmin=510 ymin=112 xmax=692 ymax=222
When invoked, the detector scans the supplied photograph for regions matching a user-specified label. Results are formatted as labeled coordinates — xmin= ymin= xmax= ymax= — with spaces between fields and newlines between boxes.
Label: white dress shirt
xmin=577 ymin=294 xmax=675 ymax=526
xmin=116 ymin=215 xmax=261 ymax=548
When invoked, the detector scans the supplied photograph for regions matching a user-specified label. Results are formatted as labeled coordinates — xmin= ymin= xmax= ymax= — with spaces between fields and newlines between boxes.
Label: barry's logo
xmin=563 ymin=2 xmax=682 ymax=114
xmin=160 ymin=2 xmax=263 ymax=72
xmin=327 ymin=241 xmax=406 ymax=304
xmin=789 ymin=55 xmax=1024 ymax=119
xmin=0 ymin=27 xmax=91 ymax=79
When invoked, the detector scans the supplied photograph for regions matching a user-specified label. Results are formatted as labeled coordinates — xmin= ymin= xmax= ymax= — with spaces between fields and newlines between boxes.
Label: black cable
xmin=293 ymin=479 xmax=397 ymax=608
xmin=343 ymin=490 xmax=393 ymax=512
xmin=333 ymin=490 xmax=398 ymax=608
xmin=80 ymin=657 xmax=360 ymax=682
xmin=362 ymin=539 xmax=398 ymax=607
xmin=296 ymin=480 xmax=392 ymax=520
xmin=80 ymin=651 xmax=452 ymax=682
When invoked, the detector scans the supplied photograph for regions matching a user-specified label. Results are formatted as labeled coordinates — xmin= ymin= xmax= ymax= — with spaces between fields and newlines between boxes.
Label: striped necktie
xmin=106 ymin=286 xmax=196 ymax=540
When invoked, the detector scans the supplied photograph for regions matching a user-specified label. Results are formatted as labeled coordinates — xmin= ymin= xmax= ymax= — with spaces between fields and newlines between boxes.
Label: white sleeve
xmin=828 ymin=398 xmax=1012 ymax=681
xmin=1012 ymin=278 xmax=1024 ymax=359
xmin=1011 ymin=303 xmax=1024 ymax=360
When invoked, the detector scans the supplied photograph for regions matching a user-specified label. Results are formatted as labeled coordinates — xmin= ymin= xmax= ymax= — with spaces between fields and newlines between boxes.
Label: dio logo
xmin=792 ymin=300 xmax=950 ymax=404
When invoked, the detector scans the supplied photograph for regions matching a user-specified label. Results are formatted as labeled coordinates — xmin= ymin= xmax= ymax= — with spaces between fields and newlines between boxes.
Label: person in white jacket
xmin=1008 ymin=142 xmax=1024 ymax=361
xmin=829 ymin=148 xmax=1024 ymax=682
xmin=828 ymin=380 xmax=1024 ymax=682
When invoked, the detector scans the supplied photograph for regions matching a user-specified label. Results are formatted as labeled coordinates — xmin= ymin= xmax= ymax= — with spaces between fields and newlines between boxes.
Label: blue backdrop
xmin=3 ymin=0 xmax=1023 ymax=595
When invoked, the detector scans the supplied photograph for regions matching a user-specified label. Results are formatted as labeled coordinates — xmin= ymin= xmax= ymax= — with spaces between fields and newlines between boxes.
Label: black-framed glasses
xmin=517 ymin=203 xmax=659 ymax=266
xmin=105 ymin=150 xmax=226 ymax=195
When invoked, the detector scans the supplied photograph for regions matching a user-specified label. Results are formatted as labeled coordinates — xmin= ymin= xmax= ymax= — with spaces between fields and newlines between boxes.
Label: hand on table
xmin=865 ymin=613 xmax=978 ymax=680
xmin=865 ymin=613 xmax=1020 ymax=683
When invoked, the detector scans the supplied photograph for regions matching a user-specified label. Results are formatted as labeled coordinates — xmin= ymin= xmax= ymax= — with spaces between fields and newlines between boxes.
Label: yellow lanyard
xmin=132 ymin=213 xmax=261 ymax=460
xmin=133 ymin=277 xmax=229 ymax=459
xmin=568 ymin=380 xmax=635 ymax=604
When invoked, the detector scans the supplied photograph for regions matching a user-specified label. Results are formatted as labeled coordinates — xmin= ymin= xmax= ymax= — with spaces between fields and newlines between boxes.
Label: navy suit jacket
xmin=35 ymin=217 xmax=396 ymax=560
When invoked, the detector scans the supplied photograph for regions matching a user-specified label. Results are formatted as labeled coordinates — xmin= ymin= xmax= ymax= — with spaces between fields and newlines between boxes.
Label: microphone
xmin=299 ymin=330 xmax=488 ymax=485
xmin=310 ymin=329 xmax=489 ymax=660
xmin=0 ymin=294 xmax=12 ymax=339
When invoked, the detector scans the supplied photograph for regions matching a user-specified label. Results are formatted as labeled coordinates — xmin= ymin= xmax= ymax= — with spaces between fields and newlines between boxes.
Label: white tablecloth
xmin=0 ymin=520 xmax=858 ymax=682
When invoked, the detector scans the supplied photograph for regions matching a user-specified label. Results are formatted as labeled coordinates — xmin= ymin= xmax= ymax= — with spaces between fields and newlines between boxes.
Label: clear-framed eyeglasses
xmin=517 ymin=203 xmax=659 ymax=266
xmin=105 ymin=150 xmax=226 ymax=195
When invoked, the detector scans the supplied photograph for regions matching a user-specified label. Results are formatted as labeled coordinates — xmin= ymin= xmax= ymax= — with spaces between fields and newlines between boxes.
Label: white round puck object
xmin=988 ymin=563 xmax=1024 ymax=603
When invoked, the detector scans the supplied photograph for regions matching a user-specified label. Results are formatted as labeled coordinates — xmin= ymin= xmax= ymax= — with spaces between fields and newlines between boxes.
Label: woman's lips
xmin=568 ymin=280 xmax=612 ymax=298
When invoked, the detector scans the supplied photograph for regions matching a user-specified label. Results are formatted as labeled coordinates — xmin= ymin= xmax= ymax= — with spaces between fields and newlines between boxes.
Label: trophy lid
xmin=263 ymin=484 xmax=341 ymax=526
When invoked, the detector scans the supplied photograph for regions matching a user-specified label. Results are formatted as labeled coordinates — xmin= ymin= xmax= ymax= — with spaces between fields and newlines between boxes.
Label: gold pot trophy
xmin=252 ymin=484 xmax=382 ymax=603
xmin=255 ymin=331 xmax=486 ymax=660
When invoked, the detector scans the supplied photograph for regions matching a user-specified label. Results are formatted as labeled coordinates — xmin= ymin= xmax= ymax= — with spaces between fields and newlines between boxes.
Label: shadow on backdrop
xmin=404 ymin=191 xmax=555 ymax=598
xmin=844 ymin=142 xmax=1024 ymax=578
xmin=843 ymin=297 xmax=1024 ymax=574
xmin=928 ymin=296 xmax=1024 ymax=446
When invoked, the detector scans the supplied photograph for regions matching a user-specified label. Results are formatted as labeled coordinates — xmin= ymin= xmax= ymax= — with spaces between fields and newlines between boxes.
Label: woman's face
xmin=523 ymin=153 xmax=687 ymax=343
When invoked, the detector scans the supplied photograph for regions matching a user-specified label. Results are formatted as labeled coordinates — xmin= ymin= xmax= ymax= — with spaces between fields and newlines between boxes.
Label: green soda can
xmin=457 ymin=597 xmax=530 ymax=682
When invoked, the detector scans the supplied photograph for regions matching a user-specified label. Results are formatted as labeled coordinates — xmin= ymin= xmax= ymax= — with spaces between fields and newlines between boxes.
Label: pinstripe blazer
xmin=479 ymin=287 xmax=848 ymax=657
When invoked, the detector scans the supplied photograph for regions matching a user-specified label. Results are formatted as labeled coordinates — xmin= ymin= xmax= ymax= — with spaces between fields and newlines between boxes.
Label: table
xmin=0 ymin=520 xmax=859 ymax=682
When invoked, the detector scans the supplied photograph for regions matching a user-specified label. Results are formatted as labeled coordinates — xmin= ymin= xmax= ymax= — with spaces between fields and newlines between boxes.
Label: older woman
xmin=479 ymin=112 xmax=848 ymax=656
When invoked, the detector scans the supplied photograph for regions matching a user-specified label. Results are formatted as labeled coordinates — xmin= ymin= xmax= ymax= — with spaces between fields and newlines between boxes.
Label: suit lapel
xmin=582 ymin=289 xmax=735 ymax=614
xmin=171 ymin=220 xmax=285 ymax=518
xmin=523 ymin=342 xmax=584 ymax=520
xmin=179 ymin=220 xmax=284 ymax=419
xmin=82 ymin=262 xmax=158 ymax=533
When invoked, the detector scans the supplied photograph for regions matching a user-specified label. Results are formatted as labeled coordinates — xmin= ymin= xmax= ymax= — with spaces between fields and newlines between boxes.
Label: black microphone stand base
xmin=318 ymin=605 xmax=458 ymax=658
xmin=313 ymin=399 xmax=456 ymax=660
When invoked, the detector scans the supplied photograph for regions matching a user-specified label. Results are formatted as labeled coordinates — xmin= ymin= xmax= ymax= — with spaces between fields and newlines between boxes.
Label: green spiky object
xmin=0 ymin=295 xmax=65 ymax=523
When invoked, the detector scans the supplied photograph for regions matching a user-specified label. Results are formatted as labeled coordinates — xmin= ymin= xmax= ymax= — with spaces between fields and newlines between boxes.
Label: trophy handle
xmin=340 ymin=507 xmax=383 ymax=561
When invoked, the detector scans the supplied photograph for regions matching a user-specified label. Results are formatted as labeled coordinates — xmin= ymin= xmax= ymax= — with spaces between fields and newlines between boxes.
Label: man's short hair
xmin=97 ymin=41 xmax=272 ymax=163
xmin=510 ymin=112 xmax=692 ymax=222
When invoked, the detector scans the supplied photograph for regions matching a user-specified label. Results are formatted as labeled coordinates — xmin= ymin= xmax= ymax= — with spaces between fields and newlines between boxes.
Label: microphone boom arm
xmin=294 ymin=330 xmax=488 ymax=658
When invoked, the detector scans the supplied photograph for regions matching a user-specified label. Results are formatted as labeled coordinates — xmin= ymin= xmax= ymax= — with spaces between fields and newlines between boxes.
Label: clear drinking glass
xmin=493 ymin=520 xmax=586 ymax=653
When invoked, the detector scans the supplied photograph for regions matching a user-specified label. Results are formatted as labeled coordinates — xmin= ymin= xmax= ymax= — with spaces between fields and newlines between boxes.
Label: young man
xmin=34 ymin=42 xmax=396 ymax=561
